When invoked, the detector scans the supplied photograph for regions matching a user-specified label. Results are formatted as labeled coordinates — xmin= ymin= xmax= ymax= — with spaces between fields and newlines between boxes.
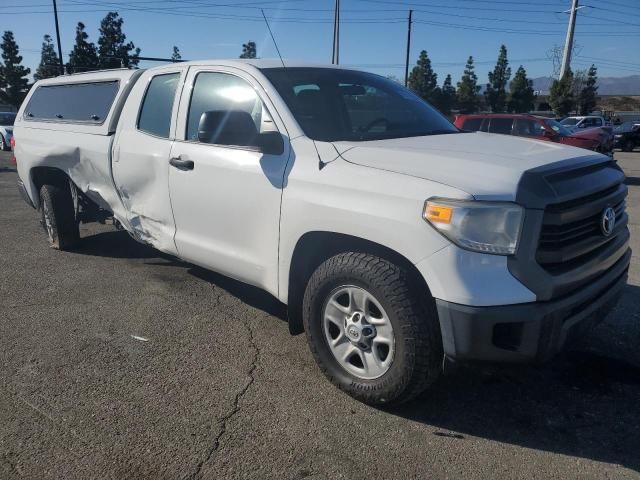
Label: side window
xmin=513 ymin=119 xmax=541 ymax=136
xmin=25 ymin=81 xmax=119 ymax=123
xmin=186 ymin=72 xmax=268 ymax=147
xmin=461 ymin=118 xmax=482 ymax=131
xmin=488 ymin=118 xmax=514 ymax=135
xmin=138 ymin=73 xmax=180 ymax=138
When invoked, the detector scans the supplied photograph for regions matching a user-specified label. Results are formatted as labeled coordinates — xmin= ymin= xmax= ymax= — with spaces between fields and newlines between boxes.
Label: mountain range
xmin=530 ymin=75 xmax=640 ymax=96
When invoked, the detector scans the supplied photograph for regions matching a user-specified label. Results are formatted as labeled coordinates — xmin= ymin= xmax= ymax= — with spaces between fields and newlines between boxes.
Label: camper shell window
xmin=24 ymin=81 xmax=119 ymax=124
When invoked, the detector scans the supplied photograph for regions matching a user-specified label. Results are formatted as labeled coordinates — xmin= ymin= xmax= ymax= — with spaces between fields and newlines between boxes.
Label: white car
xmin=560 ymin=115 xmax=609 ymax=132
xmin=13 ymin=60 xmax=630 ymax=405
xmin=0 ymin=111 xmax=16 ymax=151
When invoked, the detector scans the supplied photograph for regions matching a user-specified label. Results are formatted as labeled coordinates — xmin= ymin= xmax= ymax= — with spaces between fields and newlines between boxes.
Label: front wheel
xmin=39 ymin=184 xmax=80 ymax=250
xmin=302 ymin=252 xmax=442 ymax=406
xmin=622 ymin=140 xmax=635 ymax=152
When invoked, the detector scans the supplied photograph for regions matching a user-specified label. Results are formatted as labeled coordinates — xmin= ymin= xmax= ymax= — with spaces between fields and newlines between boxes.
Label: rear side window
xmin=488 ymin=118 xmax=513 ymax=135
xmin=138 ymin=73 xmax=180 ymax=138
xmin=461 ymin=118 xmax=482 ymax=131
xmin=25 ymin=81 xmax=119 ymax=123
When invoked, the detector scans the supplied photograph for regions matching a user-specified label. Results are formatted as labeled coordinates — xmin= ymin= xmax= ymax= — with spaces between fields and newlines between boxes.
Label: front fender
xmin=277 ymin=138 xmax=472 ymax=304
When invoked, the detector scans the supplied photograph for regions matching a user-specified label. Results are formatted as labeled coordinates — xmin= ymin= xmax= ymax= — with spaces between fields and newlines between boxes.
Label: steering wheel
xmin=361 ymin=117 xmax=389 ymax=132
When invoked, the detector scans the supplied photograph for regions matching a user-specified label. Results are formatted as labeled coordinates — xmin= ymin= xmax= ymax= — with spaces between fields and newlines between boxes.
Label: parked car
xmin=454 ymin=113 xmax=613 ymax=154
xmin=560 ymin=115 xmax=610 ymax=132
xmin=13 ymin=61 xmax=630 ymax=406
xmin=613 ymin=122 xmax=640 ymax=152
xmin=0 ymin=111 xmax=16 ymax=151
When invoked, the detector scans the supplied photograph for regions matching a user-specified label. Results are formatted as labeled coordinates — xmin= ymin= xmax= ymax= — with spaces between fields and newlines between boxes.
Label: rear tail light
xmin=9 ymin=136 xmax=16 ymax=164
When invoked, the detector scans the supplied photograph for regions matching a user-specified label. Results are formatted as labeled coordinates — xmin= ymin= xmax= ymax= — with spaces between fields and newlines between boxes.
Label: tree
xmin=97 ymin=12 xmax=140 ymax=69
xmin=438 ymin=74 xmax=457 ymax=114
xmin=570 ymin=69 xmax=587 ymax=104
xmin=508 ymin=66 xmax=535 ymax=113
xmin=239 ymin=41 xmax=256 ymax=59
xmin=0 ymin=31 xmax=31 ymax=108
xmin=549 ymin=69 xmax=574 ymax=117
xmin=408 ymin=50 xmax=440 ymax=105
xmin=485 ymin=45 xmax=511 ymax=113
xmin=171 ymin=45 xmax=181 ymax=62
xmin=579 ymin=64 xmax=598 ymax=115
xmin=34 ymin=35 xmax=60 ymax=80
xmin=67 ymin=22 xmax=99 ymax=74
xmin=456 ymin=56 xmax=480 ymax=114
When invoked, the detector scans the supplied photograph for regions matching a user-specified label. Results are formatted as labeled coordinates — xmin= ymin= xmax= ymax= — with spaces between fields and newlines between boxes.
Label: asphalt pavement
xmin=1 ymin=150 xmax=639 ymax=479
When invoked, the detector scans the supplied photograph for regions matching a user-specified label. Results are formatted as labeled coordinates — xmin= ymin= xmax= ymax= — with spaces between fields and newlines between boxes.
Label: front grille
xmin=536 ymin=182 xmax=628 ymax=272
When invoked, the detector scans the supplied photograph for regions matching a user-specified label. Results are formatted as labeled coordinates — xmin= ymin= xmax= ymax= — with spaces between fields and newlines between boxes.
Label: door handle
xmin=169 ymin=156 xmax=194 ymax=170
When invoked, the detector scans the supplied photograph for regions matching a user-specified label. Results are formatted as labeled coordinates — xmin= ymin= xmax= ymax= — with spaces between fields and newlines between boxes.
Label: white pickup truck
xmin=13 ymin=60 xmax=630 ymax=405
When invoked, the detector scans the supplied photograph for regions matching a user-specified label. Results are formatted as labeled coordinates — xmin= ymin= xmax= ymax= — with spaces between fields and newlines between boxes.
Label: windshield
xmin=560 ymin=117 xmax=579 ymax=126
xmin=544 ymin=119 xmax=573 ymax=136
xmin=261 ymin=67 xmax=459 ymax=142
xmin=0 ymin=113 xmax=16 ymax=126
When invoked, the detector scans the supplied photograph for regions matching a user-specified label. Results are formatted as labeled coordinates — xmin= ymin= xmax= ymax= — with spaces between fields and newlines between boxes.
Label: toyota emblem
xmin=601 ymin=207 xmax=616 ymax=236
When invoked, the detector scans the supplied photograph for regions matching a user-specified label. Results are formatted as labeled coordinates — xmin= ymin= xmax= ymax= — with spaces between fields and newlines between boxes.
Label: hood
xmin=333 ymin=132 xmax=603 ymax=201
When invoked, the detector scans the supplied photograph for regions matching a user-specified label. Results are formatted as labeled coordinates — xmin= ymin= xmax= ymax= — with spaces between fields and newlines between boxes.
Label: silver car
xmin=0 ymin=112 xmax=16 ymax=151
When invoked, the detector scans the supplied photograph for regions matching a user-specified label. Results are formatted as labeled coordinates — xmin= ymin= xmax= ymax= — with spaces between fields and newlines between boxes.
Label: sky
xmin=4 ymin=0 xmax=640 ymax=84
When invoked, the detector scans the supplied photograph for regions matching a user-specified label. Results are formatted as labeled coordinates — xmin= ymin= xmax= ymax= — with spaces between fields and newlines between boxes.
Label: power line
xmin=354 ymin=0 xmax=561 ymax=14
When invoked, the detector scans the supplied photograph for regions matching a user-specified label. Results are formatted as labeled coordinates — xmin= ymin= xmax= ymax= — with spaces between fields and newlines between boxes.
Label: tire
xmin=0 ymin=134 xmax=6 ymax=151
xmin=302 ymin=252 xmax=442 ymax=406
xmin=622 ymin=140 xmax=634 ymax=152
xmin=39 ymin=184 xmax=80 ymax=250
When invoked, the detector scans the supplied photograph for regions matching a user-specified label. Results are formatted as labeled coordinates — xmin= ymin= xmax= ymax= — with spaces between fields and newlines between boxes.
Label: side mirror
xmin=255 ymin=131 xmax=284 ymax=155
xmin=198 ymin=110 xmax=258 ymax=146
xmin=578 ymin=123 xmax=586 ymax=128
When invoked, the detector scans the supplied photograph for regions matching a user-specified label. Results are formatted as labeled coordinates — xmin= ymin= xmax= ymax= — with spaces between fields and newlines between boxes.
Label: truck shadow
xmin=392 ymin=284 xmax=640 ymax=472
xmin=189 ymin=267 xmax=287 ymax=322
xmin=76 ymin=230 xmax=160 ymax=260
xmin=76 ymin=230 xmax=287 ymax=322
xmin=625 ymin=176 xmax=640 ymax=186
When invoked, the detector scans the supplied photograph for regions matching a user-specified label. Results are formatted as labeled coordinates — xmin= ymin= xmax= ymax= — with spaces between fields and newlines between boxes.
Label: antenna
xmin=261 ymin=9 xmax=286 ymax=68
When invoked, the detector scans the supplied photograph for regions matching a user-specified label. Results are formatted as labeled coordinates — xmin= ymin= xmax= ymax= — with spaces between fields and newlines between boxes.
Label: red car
xmin=454 ymin=114 xmax=613 ymax=154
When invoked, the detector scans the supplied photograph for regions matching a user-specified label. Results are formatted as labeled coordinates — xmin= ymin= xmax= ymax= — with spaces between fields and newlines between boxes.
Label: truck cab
xmin=13 ymin=60 xmax=631 ymax=406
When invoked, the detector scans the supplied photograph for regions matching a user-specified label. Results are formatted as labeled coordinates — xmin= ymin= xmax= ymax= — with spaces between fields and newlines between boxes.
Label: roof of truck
xmin=174 ymin=58 xmax=344 ymax=68
xmin=45 ymin=59 xmax=351 ymax=83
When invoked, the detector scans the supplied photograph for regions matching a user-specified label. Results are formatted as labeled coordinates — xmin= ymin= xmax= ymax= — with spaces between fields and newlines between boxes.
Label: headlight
xmin=423 ymin=198 xmax=524 ymax=255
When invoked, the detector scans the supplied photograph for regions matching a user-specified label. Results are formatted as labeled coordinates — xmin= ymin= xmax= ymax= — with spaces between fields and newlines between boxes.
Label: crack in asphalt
xmin=185 ymin=289 xmax=260 ymax=480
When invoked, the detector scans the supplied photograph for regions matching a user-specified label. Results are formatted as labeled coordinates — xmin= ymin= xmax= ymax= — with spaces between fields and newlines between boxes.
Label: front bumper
xmin=436 ymin=248 xmax=630 ymax=363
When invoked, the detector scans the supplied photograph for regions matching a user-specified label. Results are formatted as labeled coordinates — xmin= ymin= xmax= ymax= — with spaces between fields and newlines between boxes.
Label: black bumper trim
xmin=17 ymin=178 xmax=36 ymax=209
xmin=436 ymin=248 xmax=630 ymax=363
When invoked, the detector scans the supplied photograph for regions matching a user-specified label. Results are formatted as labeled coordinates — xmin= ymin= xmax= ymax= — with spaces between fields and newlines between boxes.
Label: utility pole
xmin=404 ymin=9 xmax=413 ymax=87
xmin=332 ymin=0 xmax=340 ymax=64
xmin=52 ymin=0 xmax=64 ymax=75
xmin=559 ymin=0 xmax=579 ymax=79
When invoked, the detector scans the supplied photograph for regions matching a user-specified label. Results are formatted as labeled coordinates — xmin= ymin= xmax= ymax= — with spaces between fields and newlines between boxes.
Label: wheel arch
xmin=286 ymin=231 xmax=431 ymax=335
xmin=29 ymin=166 xmax=72 ymax=207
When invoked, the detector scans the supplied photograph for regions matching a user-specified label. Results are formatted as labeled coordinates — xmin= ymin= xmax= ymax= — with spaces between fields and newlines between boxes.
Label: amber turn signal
xmin=423 ymin=202 xmax=453 ymax=224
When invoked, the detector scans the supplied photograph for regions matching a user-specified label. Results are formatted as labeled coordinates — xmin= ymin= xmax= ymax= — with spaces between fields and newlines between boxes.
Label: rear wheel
xmin=39 ymin=184 xmax=80 ymax=250
xmin=302 ymin=252 xmax=442 ymax=406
